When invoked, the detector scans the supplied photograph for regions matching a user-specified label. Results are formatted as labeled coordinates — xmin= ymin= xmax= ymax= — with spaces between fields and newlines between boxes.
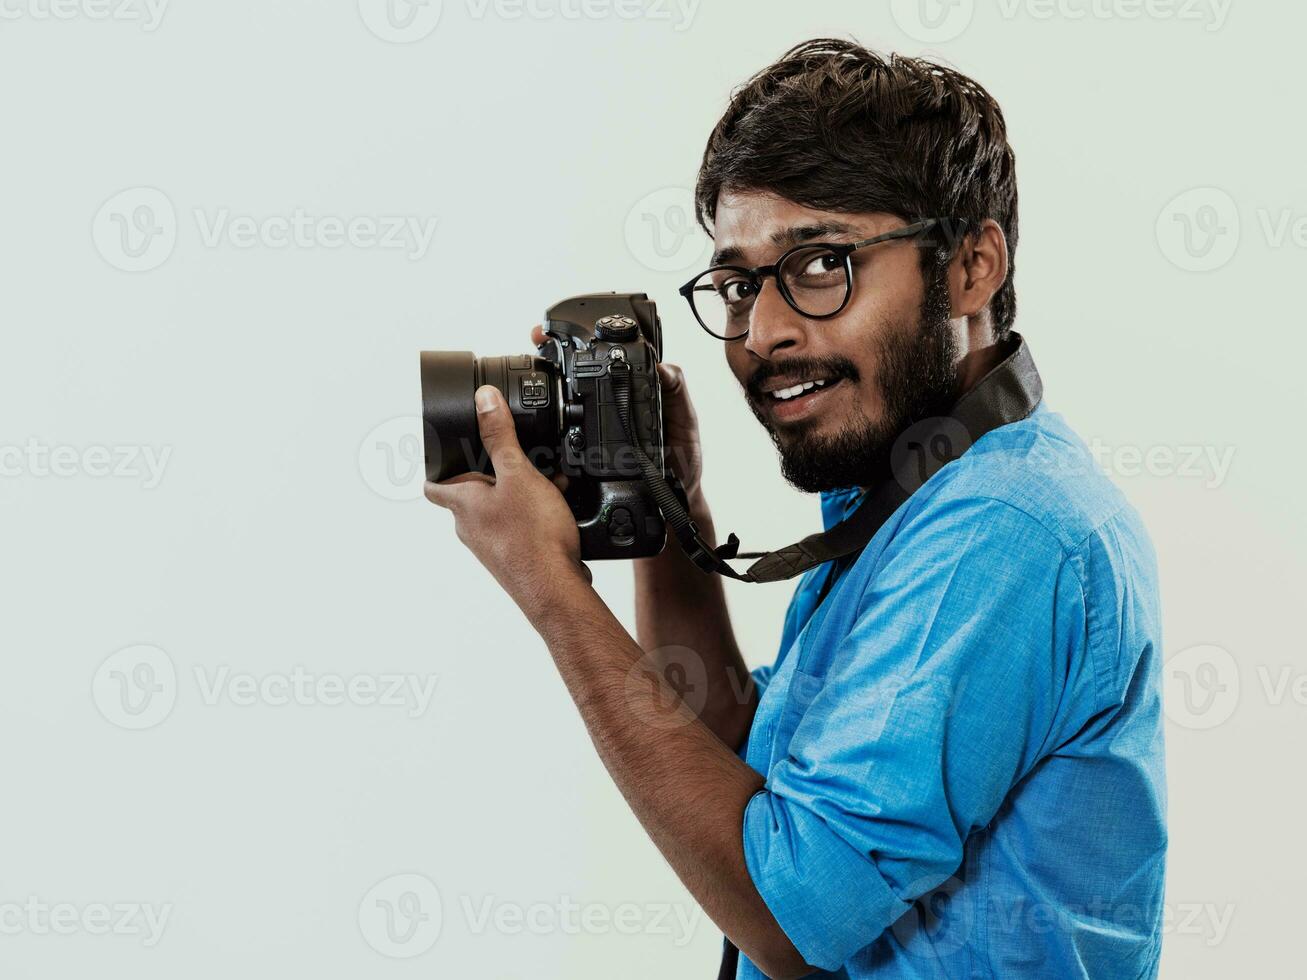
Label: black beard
xmin=749 ymin=262 xmax=960 ymax=494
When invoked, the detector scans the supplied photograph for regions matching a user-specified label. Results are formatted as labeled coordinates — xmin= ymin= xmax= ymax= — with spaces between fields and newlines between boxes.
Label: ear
xmin=948 ymin=218 xmax=1009 ymax=321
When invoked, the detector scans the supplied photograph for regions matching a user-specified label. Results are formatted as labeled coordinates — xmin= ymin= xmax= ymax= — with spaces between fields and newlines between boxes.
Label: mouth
xmin=757 ymin=376 xmax=847 ymax=423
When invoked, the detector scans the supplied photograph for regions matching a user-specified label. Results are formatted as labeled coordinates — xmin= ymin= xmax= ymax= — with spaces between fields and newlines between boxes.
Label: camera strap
xmin=611 ymin=332 xmax=1042 ymax=583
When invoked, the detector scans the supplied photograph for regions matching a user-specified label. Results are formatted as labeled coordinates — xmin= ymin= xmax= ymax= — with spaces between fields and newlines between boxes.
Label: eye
xmin=719 ymin=277 xmax=757 ymax=305
xmin=796 ymin=251 xmax=844 ymax=279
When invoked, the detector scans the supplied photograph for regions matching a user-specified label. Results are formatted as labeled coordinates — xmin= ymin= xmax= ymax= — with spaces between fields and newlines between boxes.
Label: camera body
xmin=421 ymin=292 xmax=669 ymax=561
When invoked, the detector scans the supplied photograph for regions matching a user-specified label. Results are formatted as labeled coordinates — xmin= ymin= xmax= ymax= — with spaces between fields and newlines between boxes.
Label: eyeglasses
xmin=678 ymin=218 xmax=948 ymax=341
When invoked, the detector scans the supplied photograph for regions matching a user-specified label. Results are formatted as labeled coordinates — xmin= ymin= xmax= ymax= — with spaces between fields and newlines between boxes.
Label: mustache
xmin=745 ymin=356 xmax=860 ymax=401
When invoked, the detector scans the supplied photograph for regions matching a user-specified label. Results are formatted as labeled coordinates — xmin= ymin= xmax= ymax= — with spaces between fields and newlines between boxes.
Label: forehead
xmin=710 ymin=189 xmax=901 ymax=264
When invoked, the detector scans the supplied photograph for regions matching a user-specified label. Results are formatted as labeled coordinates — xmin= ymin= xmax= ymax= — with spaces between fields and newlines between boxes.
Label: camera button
xmin=594 ymin=315 xmax=638 ymax=342
xmin=608 ymin=507 xmax=636 ymax=543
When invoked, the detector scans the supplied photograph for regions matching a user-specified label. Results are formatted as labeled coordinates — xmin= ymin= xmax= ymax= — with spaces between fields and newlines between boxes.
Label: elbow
xmin=748 ymin=940 xmax=816 ymax=980
xmin=757 ymin=961 xmax=815 ymax=980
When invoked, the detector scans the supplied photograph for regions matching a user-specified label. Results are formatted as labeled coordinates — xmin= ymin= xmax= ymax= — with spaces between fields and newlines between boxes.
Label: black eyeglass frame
xmin=678 ymin=218 xmax=951 ymax=341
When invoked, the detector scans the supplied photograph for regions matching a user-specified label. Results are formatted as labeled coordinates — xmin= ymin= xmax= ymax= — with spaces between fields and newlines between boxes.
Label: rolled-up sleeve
xmin=742 ymin=496 xmax=1090 ymax=970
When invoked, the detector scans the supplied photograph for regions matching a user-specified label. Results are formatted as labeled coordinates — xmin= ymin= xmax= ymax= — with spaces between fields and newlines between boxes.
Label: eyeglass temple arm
xmin=849 ymin=218 xmax=947 ymax=251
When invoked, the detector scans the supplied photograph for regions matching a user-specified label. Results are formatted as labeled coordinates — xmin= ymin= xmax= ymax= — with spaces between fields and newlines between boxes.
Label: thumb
xmin=475 ymin=385 xmax=527 ymax=477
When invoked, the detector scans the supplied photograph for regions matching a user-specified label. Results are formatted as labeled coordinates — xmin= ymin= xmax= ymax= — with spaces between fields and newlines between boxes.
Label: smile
xmin=759 ymin=377 xmax=846 ymax=423
xmin=769 ymin=378 xmax=833 ymax=401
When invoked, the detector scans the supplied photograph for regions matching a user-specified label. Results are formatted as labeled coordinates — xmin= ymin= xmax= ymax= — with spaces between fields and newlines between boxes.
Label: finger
xmin=425 ymin=472 xmax=493 ymax=510
xmin=656 ymin=361 xmax=684 ymax=393
xmin=656 ymin=362 xmax=699 ymax=431
xmin=530 ymin=324 xmax=546 ymax=347
xmin=550 ymin=473 xmax=570 ymax=493
xmin=474 ymin=385 xmax=529 ymax=477
xmin=425 ymin=479 xmax=477 ymax=510
xmin=438 ymin=472 xmax=495 ymax=488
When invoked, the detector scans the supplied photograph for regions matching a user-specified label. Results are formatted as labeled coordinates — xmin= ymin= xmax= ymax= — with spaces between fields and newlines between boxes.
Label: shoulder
xmin=906 ymin=405 xmax=1146 ymax=559
xmin=875 ymin=406 xmax=1162 ymax=713
xmin=889 ymin=406 xmax=1161 ymax=682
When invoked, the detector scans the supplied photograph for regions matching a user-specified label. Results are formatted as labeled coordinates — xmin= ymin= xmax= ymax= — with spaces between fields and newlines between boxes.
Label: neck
xmin=954 ymin=328 xmax=1010 ymax=398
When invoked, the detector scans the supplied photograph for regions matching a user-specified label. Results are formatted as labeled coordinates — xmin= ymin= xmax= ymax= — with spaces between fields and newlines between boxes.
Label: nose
xmin=743 ymin=279 xmax=807 ymax=359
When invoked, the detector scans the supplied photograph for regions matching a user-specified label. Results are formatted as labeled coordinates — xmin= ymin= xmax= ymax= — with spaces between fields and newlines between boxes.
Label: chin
xmin=771 ymin=408 xmax=896 ymax=494
xmin=781 ymin=390 xmax=880 ymax=441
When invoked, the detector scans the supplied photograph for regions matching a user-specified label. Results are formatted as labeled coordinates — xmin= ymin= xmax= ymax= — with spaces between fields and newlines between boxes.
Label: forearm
xmin=425 ymin=383 xmax=803 ymax=972
xmin=633 ymin=488 xmax=757 ymax=750
xmin=526 ymin=575 xmax=810 ymax=979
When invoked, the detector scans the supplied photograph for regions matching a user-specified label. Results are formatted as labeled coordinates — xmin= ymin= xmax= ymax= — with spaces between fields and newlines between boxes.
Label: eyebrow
xmin=710 ymin=220 xmax=861 ymax=267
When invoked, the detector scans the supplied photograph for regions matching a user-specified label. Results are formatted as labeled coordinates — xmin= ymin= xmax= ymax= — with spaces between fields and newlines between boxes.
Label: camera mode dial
xmin=594 ymin=314 xmax=639 ymax=342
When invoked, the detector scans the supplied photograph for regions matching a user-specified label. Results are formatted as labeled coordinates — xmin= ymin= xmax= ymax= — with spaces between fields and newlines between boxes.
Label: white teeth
xmin=770 ymin=378 xmax=830 ymax=400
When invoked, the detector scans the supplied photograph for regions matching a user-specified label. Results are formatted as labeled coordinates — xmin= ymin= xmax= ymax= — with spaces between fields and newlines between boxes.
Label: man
xmin=426 ymin=39 xmax=1166 ymax=979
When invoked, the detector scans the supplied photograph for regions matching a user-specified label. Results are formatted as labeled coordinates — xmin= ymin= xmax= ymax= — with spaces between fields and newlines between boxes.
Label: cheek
xmin=827 ymin=259 xmax=926 ymax=359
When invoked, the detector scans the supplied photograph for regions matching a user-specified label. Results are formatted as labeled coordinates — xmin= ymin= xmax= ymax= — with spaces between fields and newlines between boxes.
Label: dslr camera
xmin=420 ymin=292 xmax=671 ymax=560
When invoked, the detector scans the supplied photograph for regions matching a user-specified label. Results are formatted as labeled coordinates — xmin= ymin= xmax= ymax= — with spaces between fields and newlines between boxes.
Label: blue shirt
xmin=737 ymin=404 xmax=1166 ymax=979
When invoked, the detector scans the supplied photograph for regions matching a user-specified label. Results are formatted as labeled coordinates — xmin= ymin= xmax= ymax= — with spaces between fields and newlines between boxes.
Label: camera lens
xmin=420 ymin=351 xmax=562 ymax=482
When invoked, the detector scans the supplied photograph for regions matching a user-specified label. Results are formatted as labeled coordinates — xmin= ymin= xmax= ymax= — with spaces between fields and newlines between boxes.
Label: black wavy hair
xmin=696 ymin=39 xmax=1019 ymax=338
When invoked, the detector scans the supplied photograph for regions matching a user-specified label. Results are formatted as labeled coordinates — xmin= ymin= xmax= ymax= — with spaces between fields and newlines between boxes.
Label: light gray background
xmin=1 ymin=1 xmax=1300 ymax=976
